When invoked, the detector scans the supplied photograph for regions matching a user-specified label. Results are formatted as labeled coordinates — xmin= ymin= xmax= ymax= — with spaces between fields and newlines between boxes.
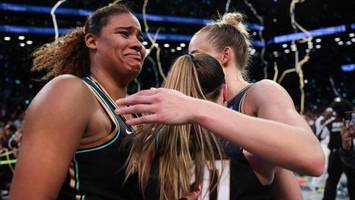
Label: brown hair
xmin=32 ymin=1 xmax=132 ymax=79
xmin=126 ymin=53 xmax=225 ymax=200
xmin=196 ymin=12 xmax=251 ymax=76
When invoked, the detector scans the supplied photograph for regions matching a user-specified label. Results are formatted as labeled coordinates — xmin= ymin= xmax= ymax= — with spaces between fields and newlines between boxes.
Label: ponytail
xmin=32 ymin=27 xmax=90 ymax=79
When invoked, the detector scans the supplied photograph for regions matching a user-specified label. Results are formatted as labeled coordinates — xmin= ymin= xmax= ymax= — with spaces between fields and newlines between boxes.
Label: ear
xmin=85 ymin=33 xmax=97 ymax=50
xmin=220 ymin=47 xmax=233 ymax=66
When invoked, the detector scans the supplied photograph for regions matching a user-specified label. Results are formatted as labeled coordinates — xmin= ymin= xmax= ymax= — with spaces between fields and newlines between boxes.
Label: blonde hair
xmin=126 ymin=53 xmax=225 ymax=200
xmin=196 ymin=12 xmax=251 ymax=75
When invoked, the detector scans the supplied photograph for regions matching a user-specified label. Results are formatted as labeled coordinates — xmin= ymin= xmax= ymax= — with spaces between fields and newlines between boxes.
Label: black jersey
xmin=57 ymin=76 xmax=141 ymax=200
xmin=146 ymin=85 xmax=273 ymax=200
xmin=218 ymin=84 xmax=273 ymax=200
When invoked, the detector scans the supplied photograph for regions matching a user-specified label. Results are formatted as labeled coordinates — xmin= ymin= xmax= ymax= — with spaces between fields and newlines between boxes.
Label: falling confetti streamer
xmin=142 ymin=0 xmax=166 ymax=83
xmin=243 ymin=0 xmax=268 ymax=79
xmin=329 ymin=76 xmax=341 ymax=97
xmin=225 ymin=0 xmax=232 ymax=13
xmin=51 ymin=0 xmax=67 ymax=42
xmin=278 ymin=0 xmax=313 ymax=114
xmin=272 ymin=61 xmax=279 ymax=81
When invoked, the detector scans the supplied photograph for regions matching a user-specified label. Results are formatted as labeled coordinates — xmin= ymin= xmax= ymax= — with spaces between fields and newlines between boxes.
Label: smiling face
xmin=90 ymin=13 xmax=146 ymax=78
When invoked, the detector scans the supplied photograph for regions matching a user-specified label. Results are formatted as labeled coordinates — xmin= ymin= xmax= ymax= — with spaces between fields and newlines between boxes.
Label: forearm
xmin=193 ymin=99 xmax=323 ymax=176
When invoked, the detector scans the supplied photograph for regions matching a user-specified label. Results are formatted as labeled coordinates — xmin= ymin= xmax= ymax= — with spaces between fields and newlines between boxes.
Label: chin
xmin=130 ymin=65 xmax=143 ymax=74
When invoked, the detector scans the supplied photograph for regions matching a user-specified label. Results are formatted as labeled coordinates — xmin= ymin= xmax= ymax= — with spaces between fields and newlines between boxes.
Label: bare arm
xmin=272 ymin=168 xmax=303 ymax=200
xmin=115 ymin=85 xmax=324 ymax=176
xmin=9 ymin=75 xmax=94 ymax=200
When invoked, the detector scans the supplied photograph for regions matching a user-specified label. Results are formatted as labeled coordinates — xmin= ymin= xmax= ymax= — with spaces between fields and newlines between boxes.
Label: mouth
xmin=126 ymin=53 xmax=143 ymax=63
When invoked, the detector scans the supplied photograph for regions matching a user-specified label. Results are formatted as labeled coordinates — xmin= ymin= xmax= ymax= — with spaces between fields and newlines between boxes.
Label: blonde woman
xmin=117 ymin=12 xmax=325 ymax=200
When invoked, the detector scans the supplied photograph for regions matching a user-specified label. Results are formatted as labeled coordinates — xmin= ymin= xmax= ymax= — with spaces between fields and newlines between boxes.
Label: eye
xmin=118 ymin=31 xmax=129 ymax=38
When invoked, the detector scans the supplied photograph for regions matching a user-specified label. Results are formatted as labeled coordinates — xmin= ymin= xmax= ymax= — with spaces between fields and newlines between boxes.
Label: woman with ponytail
xmin=117 ymin=12 xmax=325 ymax=199
xmin=126 ymin=53 xmax=226 ymax=200
xmin=9 ymin=2 xmax=150 ymax=199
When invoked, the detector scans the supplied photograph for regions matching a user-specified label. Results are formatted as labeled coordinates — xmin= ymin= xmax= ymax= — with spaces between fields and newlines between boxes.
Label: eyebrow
xmin=114 ymin=26 xmax=143 ymax=38
xmin=190 ymin=50 xmax=200 ymax=54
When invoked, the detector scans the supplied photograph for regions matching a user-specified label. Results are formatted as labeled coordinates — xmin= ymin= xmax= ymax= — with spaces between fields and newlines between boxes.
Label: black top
xmin=146 ymin=84 xmax=273 ymax=200
xmin=326 ymin=118 xmax=343 ymax=150
xmin=57 ymin=76 xmax=141 ymax=200
xmin=224 ymin=84 xmax=273 ymax=200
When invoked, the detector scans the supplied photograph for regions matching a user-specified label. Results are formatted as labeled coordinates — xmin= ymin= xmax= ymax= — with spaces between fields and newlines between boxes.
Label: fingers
xmin=125 ymin=114 xmax=160 ymax=126
xmin=115 ymin=104 xmax=155 ymax=116
xmin=180 ymin=188 xmax=201 ymax=200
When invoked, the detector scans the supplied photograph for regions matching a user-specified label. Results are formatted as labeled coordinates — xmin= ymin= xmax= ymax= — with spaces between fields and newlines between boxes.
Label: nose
xmin=131 ymin=38 xmax=146 ymax=57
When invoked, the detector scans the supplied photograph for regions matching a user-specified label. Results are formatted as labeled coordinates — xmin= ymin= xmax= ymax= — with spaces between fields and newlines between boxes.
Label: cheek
xmin=141 ymin=47 xmax=147 ymax=58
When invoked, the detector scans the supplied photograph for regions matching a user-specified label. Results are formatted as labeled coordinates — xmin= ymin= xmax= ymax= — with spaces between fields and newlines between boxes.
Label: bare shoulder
xmin=248 ymin=79 xmax=295 ymax=108
xmin=25 ymin=74 xmax=96 ymax=125
xmin=28 ymin=75 xmax=94 ymax=109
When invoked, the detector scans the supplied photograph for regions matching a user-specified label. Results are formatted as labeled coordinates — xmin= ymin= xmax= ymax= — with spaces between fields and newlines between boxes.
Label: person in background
xmin=322 ymin=100 xmax=354 ymax=200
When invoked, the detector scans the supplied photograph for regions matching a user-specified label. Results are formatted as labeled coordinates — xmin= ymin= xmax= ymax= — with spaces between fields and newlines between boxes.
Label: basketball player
xmin=9 ymin=2 xmax=199 ymax=200
xmin=116 ymin=12 xmax=325 ymax=200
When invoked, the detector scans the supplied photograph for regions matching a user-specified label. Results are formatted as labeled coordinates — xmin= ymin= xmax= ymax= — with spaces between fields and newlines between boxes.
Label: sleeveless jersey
xmin=57 ymin=76 xmax=142 ymax=200
xmin=219 ymin=84 xmax=273 ymax=200
xmin=145 ymin=85 xmax=273 ymax=200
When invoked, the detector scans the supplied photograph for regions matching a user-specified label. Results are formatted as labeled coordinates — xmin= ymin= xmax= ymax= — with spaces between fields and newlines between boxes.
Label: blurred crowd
xmin=0 ymin=105 xmax=23 ymax=198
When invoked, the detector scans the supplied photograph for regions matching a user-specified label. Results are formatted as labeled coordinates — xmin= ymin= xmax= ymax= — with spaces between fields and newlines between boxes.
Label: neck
xmin=90 ymin=67 xmax=129 ymax=100
xmin=223 ymin=65 xmax=249 ymax=101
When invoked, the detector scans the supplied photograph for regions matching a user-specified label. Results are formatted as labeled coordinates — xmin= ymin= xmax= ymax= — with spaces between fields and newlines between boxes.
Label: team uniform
xmin=57 ymin=76 xmax=141 ymax=200
xmin=220 ymin=84 xmax=272 ymax=200
xmin=146 ymin=85 xmax=273 ymax=200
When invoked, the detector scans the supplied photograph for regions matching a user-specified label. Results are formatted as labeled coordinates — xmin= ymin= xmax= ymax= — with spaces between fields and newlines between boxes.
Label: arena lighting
xmin=341 ymin=64 xmax=355 ymax=72
xmin=0 ymin=3 xmax=264 ymax=30
xmin=4 ymin=36 xmax=10 ymax=41
xmin=273 ymin=25 xmax=346 ymax=43
xmin=0 ymin=25 xmax=266 ymax=46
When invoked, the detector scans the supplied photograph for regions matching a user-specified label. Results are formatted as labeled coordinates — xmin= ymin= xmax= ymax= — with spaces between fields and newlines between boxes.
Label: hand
xmin=115 ymin=88 xmax=199 ymax=126
xmin=340 ymin=124 xmax=354 ymax=151
xmin=179 ymin=188 xmax=201 ymax=200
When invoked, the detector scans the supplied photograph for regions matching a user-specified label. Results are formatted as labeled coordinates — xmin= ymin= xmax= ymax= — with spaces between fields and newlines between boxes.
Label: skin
xmin=341 ymin=124 xmax=354 ymax=151
xmin=9 ymin=13 xmax=145 ymax=200
xmin=115 ymin=31 xmax=325 ymax=199
xmin=189 ymin=32 xmax=313 ymax=200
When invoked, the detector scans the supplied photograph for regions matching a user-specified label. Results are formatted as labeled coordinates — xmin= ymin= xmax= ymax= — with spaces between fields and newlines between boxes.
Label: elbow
xmin=304 ymin=151 xmax=325 ymax=177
